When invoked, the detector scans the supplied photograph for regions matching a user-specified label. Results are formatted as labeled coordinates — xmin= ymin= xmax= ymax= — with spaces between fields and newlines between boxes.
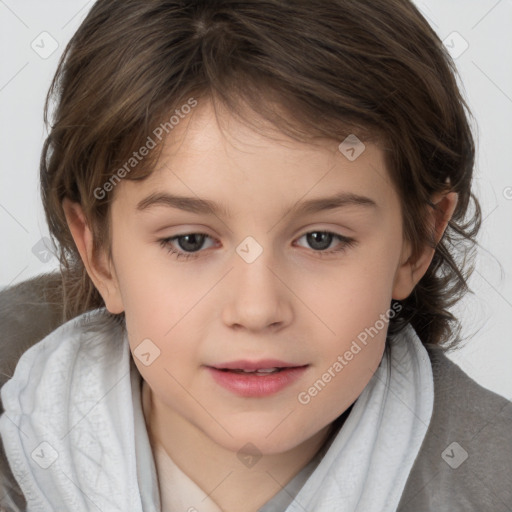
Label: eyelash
xmin=158 ymin=231 xmax=357 ymax=261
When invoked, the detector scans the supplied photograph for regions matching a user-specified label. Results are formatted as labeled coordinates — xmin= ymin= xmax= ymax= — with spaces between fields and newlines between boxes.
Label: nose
xmin=220 ymin=242 xmax=293 ymax=333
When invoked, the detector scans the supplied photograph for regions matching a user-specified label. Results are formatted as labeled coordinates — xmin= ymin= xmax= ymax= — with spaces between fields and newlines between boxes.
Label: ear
xmin=392 ymin=190 xmax=458 ymax=301
xmin=62 ymin=198 xmax=124 ymax=314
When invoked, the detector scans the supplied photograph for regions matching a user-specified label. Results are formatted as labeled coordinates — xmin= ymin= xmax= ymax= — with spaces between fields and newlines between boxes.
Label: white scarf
xmin=0 ymin=308 xmax=434 ymax=512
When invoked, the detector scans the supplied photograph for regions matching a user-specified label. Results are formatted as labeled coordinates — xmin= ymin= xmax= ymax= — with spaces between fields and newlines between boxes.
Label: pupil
xmin=308 ymin=232 xmax=331 ymax=250
xmin=180 ymin=234 xmax=205 ymax=252
xmin=178 ymin=232 xmax=332 ymax=253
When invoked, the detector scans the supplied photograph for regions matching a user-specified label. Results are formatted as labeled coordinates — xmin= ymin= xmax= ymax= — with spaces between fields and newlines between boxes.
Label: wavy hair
xmin=40 ymin=0 xmax=482 ymax=352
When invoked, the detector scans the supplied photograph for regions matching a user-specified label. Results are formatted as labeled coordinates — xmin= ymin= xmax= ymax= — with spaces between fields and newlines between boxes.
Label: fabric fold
xmin=284 ymin=322 xmax=434 ymax=512
xmin=0 ymin=308 xmax=433 ymax=512
xmin=0 ymin=310 xmax=153 ymax=512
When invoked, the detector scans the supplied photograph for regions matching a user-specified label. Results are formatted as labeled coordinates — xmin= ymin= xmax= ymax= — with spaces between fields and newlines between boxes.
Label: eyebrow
xmin=135 ymin=191 xmax=378 ymax=217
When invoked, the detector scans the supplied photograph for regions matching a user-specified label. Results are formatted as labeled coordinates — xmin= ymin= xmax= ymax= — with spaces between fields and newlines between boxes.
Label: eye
xmin=158 ymin=232 xmax=215 ymax=260
xmin=295 ymin=231 xmax=357 ymax=257
xmin=158 ymin=231 xmax=357 ymax=261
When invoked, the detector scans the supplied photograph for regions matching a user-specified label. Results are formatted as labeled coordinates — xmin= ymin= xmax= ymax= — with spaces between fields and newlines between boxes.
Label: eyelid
xmin=158 ymin=225 xmax=353 ymax=245
xmin=158 ymin=228 xmax=357 ymax=261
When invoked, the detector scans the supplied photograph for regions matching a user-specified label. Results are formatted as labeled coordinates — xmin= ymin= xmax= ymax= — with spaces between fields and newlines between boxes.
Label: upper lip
xmin=209 ymin=359 xmax=307 ymax=370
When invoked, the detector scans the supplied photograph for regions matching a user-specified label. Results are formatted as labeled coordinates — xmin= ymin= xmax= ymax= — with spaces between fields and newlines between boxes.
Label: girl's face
xmin=104 ymin=99 xmax=412 ymax=455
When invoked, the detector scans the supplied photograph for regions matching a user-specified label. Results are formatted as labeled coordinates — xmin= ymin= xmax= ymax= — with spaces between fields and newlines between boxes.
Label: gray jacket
xmin=0 ymin=273 xmax=511 ymax=511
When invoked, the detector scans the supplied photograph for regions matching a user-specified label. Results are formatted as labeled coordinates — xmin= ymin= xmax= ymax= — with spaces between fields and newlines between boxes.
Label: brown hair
xmin=40 ymin=0 xmax=482 ymax=352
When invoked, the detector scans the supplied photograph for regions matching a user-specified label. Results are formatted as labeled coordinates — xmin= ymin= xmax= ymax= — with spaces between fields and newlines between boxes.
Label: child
xmin=1 ymin=0 xmax=511 ymax=511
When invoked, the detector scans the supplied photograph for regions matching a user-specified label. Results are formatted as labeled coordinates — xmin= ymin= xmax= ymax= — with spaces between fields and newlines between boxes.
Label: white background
xmin=1 ymin=1 xmax=511 ymax=399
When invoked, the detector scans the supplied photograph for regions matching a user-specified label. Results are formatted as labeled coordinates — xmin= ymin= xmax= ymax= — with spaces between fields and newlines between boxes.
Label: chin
xmin=208 ymin=426 xmax=307 ymax=457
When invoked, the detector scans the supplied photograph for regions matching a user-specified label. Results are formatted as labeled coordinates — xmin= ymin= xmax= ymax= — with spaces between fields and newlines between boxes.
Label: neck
xmin=141 ymin=379 xmax=351 ymax=512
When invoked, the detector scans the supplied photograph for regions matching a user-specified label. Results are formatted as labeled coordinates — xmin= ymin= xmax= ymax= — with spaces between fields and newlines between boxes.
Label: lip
xmin=210 ymin=359 xmax=303 ymax=371
xmin=205 ymin=364 xmax=309 ymax=397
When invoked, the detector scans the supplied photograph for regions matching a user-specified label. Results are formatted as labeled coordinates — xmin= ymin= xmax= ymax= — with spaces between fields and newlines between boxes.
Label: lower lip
xmin=206 ymin=366 xmax=309 ymax=397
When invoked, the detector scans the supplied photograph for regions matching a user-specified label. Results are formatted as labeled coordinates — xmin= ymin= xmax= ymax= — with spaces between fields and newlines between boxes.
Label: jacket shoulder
xmin=0 ymin=272 xmax=65 ymax=511
xmin=398 ymin=343 xmax=512 ymax=511
xmin=0 ymin=272 xmax=65 ymax=410
xmin=0 ymin=437 xmax=26 ymax=512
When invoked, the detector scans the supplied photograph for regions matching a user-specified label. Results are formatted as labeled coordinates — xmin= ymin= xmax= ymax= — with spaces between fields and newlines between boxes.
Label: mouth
xmin=215 ymin=367 xmax=302 ymax=374
xmin=205 ymin=362 xmax=310 ymax=397
xmin=209 ymin=359 xmax=307 ymax=372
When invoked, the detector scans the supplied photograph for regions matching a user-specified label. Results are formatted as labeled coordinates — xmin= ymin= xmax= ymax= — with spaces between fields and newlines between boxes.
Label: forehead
xmin=111 ymin=99 xmax=398 ymax=220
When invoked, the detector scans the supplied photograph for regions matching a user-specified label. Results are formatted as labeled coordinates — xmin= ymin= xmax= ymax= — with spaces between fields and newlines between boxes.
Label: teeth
xmin=232 ymin=367 xmax=281 ymax=374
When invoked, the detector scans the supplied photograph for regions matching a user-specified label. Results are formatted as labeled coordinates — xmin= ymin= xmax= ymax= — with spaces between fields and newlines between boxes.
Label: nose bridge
xmin=221 ymin=233 xmax=291 ymax=331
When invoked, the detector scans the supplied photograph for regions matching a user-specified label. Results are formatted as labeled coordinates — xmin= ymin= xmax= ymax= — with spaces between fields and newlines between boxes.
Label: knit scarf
xmin=0 ymin=308 xmax=433 ymax=511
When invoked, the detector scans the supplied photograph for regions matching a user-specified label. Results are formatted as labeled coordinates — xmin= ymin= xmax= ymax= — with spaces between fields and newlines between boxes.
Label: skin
xmin=63 ymin=98 xmax=458 ymax=512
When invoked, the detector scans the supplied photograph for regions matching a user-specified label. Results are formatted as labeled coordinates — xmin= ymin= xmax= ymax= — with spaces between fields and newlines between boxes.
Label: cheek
xmin=298 ymin=337 xmax=386 ymax=434
xmin=296 ymin=246 xmax=396 ymax=384
xmin=112 ymin=234 xmax=177 ymax=328
xmin=298 ymin=258 xmax=396 ymax=337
